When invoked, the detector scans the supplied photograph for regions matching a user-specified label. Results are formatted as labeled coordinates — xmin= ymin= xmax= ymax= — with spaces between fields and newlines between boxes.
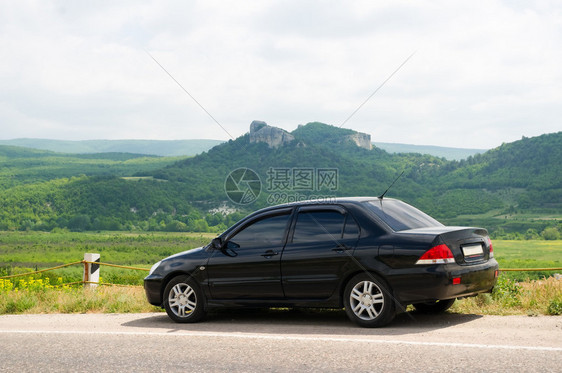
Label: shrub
xmin=548 ymin=298 xmax=562 ymax=315
xmin=492 ymin=275 xmax=521 ymax=307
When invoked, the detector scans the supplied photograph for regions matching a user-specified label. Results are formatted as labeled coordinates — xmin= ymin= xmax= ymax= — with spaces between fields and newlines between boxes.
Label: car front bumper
xmin=144 ymin=275 xmax=164 ymax=307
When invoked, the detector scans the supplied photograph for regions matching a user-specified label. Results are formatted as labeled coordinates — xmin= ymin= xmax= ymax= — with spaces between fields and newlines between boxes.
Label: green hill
xmin=0 ymin=145 xmax=183 ymax=189
xmin=0 ymin=123 xmax=559 ymax=238
xmin=146 ymin=123 xmax=424 ymax=206
xmin=292 ymin=122 xmax=358 ymax=146
xmin=444 ymin=133 xmax=561 ymax=190
xmin=148 ymin=123 xmax=560 ymax=218
xmin=440 ymin=133 xmax=562 ymax=211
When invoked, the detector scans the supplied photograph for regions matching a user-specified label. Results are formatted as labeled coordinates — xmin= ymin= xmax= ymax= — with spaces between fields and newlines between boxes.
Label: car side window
xmin=228 ymin=213 xmax=290 ymax=249
xmin=292 ymin=210 xmax=346 ymax=243
xmin=343 ymin=214 xmax=360 ymax=240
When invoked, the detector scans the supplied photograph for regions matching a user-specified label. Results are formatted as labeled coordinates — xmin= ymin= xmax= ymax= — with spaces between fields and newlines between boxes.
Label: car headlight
xmin=149 ymin=261 xmax=162 ymax=275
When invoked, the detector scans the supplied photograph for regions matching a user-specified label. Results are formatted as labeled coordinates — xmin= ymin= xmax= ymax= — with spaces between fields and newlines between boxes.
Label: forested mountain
xmin=0 ymin=146 xmax=206 ymax=232
xmin=147 ymin=123 xmax=442 ymax=206
xmin=443 ymin=133 xmax=561 ymax=189
xmin=0 ymin=123 xmax=560 ymax=237
xmin=441 ymin=133 xmax=562 ymax=211
xmin=142 ymin=123 xmax=559 ymax=232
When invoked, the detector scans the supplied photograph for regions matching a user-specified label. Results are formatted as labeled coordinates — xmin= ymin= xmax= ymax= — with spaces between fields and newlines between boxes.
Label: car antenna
xmin=378 ymin=170 xmax=405 ymax=199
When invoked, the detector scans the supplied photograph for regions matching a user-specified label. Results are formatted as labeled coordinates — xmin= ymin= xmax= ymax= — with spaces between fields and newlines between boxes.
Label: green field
xmin=1 ymin=232 xmax=560 ymax=284
xmin=494 ymin=240 xmax=562 ymax=266
xmin=494 ymin=240 xmax=562 ymax=280
xmin=0 ymin=231 xmax=215 ymax=285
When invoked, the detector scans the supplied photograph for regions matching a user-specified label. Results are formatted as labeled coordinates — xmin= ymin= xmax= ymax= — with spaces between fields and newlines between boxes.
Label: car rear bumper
xmin=388 ymin=259 xmax=499 ymax=304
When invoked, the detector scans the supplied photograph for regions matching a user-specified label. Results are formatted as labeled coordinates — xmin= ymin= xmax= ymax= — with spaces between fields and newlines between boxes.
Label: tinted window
xmin=365 ymin=199 xmax=443 ymax=231
xmin=293 ymin=211 xmax=345 ymax=243
xmin=229 ymin=213 xmax=290 ymax=249
xmin=343 ymin=215 xmax=360 ymax=239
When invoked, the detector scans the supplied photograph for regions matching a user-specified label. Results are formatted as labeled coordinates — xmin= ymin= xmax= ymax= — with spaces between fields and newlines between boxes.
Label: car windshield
xmin=364 ymin=199 xmax=443 ymax=231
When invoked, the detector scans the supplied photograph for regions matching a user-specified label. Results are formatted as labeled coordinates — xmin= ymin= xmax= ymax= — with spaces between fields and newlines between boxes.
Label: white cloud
xmin=0 ymin=0 xmax=561 ymax=148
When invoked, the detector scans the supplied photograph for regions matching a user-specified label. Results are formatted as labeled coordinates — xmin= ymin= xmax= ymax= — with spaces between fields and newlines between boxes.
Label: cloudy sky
xmin=1 ymin=0 xmax=561 ymax=149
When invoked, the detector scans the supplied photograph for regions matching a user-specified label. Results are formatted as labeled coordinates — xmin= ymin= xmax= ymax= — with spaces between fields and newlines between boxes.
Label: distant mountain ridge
xmin=0 ymin=137 xmax=485 ymax=160
xmin=0 ymin=139 xmax=224 ymax=157
xmin=373 ymin=142 xmax=487 ymax=161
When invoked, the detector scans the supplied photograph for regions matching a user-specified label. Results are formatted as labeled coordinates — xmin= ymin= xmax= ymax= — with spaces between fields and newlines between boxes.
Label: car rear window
xmin=364 ymin=199 xmax=443 ymax=231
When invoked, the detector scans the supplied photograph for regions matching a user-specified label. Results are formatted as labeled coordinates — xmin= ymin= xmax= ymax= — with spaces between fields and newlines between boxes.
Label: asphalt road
xmin=0 ymin=310 xmax=561 ymax=372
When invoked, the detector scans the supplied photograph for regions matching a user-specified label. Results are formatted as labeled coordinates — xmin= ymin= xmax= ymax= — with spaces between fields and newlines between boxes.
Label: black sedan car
xmin=144 ymin=197 xmax=498 ymax=327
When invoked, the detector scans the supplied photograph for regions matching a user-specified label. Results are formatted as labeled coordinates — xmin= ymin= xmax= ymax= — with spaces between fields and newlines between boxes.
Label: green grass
xmin=494 ymin=240 xmax=562 ymax=263
xmin=0 ymin=231 xmax=214 ymax=266
xmin=0 ymin=231 xmax=215 ymax=285
xmin=0 ymin=286 xmax=160 ymax=314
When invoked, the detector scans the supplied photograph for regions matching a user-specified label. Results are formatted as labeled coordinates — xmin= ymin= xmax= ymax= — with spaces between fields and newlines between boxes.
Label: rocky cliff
xmin=249 ymin=120 xmax=371 ymax=150
xmin=249 ymin=121 xmax=295 ymax=148
xmin=347 ymin=132 xmax=372 ymax=150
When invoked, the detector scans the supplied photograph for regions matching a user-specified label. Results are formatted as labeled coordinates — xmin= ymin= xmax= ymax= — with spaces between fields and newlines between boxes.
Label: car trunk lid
xmin=399 ymin=226 xmax=492 ymax=265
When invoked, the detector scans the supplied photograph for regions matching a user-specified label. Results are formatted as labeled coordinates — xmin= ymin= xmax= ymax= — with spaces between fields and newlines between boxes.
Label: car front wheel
xmin=163 ymin=275 xmax=206 ymax=323
xmin=344 ymin=273 xmax=395 ymax=327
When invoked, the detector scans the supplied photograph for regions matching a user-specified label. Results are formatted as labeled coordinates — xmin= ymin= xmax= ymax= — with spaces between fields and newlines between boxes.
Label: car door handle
xmin=332 ymin=245 xmax=350 ymax=253
xmin=261 ymin=250 xmax=279 ymax=258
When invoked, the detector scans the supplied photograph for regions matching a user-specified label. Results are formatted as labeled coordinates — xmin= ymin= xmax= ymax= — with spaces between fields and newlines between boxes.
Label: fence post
xmin=83 ymin=253 xmax=100 ymax=289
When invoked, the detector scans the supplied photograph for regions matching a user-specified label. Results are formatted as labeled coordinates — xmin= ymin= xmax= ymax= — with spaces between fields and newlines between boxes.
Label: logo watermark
xmin=266 ymin=167 xmax=338 ymax=192
xmin=266 ymin=193 xmax=337 ymax=205
xmin=224 ymin=168 xmax=262 ymax=205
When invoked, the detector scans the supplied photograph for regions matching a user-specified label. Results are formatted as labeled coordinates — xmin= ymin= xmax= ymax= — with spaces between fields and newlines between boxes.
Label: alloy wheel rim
xmin=168 ymin=283 xmax=197 ymax=317
xmin=349 ymin=280 xmax=384 ymax=320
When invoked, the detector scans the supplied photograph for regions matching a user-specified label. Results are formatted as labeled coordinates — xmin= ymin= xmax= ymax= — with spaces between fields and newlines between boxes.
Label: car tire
xmin=343 ymin=273 xmax=395 ymax=327
xmin=163 ymin=275 xmax=206 ymax=323
xmin=413 ymin=299 xmax=455 ymax=314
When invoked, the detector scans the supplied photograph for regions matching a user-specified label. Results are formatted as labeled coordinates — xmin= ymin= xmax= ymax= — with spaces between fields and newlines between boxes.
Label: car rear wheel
xmin=413 ymin=299 xmax=455 ymax=314
xmin=163 ymin=275 xmax=206 ymax=323
xmin=344 ymin=273 xmax=395 ymax=327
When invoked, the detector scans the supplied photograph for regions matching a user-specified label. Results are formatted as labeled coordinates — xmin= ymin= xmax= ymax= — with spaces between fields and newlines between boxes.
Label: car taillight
xmin=415 ymin=244 xmax=455 ymax=265
xmin=487 ymin=237 xmax=494 ymax=258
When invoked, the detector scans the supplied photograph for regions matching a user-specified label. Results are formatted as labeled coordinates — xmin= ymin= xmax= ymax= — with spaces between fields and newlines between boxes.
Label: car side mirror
xmin=211 ymin=237 xmax=223 ymax=250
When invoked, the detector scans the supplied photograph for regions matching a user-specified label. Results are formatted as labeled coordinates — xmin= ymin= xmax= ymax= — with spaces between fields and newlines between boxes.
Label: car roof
xmin=255 ymin=196 xmax=394 ymax=213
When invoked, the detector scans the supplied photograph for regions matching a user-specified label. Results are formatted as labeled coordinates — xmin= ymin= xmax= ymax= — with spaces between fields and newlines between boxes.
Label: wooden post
xmin=83 ymin=253 xmax=100 ymax=289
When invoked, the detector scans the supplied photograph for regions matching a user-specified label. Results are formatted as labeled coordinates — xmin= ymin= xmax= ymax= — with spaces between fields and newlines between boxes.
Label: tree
xmin=541 ymin=227 xmax=560 ymax=240
xmin=68 ymin=214 xmax=91 ymax=232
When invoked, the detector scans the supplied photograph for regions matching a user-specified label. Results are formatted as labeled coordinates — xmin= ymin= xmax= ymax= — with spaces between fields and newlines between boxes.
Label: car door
xmin=281 ymin=206 xmax=360 ymax=299
xmin=206 ymin=209 xmax=292 ymax=300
